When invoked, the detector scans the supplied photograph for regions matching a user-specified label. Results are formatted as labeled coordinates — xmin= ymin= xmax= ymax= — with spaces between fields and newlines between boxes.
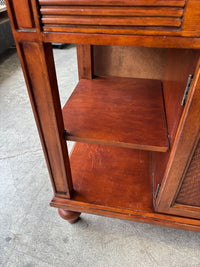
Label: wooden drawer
xmin=38 ymin=0 xmax=200 ymax=37
xmin=39 ymin=0 xmax=185 ymax=32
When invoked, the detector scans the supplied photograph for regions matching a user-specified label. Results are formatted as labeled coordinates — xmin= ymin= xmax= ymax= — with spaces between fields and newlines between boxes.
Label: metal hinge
xmin=155 ymin=184 xmax=161 ymax=199
xmin=181 ymin=74 xmax=193 ymax=106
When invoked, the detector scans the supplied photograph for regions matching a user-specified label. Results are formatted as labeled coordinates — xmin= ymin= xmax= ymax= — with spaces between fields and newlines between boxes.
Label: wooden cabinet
xmin=5 ymin=0 xmax=200 ymax=231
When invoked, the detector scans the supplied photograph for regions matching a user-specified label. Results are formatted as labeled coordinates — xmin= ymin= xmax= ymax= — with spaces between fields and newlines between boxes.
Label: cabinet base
xmin=52 ymin=198 xmax=200 ymax=232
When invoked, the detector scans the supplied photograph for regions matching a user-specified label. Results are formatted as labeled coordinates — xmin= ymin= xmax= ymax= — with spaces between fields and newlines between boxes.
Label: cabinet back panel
xmin=93 ymin=46 xmax=166 ymax=80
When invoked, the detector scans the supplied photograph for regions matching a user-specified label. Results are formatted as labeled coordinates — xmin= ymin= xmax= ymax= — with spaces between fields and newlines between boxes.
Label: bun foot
xmin=58 ymin=209 xmax=81 ymax=224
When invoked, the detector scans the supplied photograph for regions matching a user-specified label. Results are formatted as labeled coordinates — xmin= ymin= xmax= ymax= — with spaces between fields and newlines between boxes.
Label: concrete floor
xmin=0 ymin=45 xmax=200 ymax=267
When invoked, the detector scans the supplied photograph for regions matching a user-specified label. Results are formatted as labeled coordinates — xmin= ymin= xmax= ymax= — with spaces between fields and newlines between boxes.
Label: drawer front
xmin=39 ymin=0 xmax=187 ymax=34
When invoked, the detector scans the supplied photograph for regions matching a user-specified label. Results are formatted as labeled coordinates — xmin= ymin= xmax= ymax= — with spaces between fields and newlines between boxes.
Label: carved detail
xmin=39 ymin=0 xmax=186 ymax=33
xmin=11 ymin=0 xmax=35 ymax=29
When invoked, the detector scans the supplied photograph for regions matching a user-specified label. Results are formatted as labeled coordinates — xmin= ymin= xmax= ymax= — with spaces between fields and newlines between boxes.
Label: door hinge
xmin=155 ymin=184 xmax=161 ymax=199
xmin=181 ymin=74 xmax=193 ymax=106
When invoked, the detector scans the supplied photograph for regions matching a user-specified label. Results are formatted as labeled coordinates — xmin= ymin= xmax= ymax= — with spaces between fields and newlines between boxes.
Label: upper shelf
xmin=63 ymin=76 xmax=168 ymax=152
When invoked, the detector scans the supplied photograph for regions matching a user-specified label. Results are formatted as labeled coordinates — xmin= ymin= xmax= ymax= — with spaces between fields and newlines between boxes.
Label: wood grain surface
xmin=11 ymin=0 xmax=35 ymax=29
xmin=69 ymin=142 xmax=153 ymax=211
xmin=39 ymin=0 xmax=186 ymax=7
xmin=63 ymin=76 xmax=168 ymax=152
xmin=6 ymin=0 xmax=200 ymax=231
xmin=39 ymin=0 xmax=200 ymax=41
xmin=50 ymin=143 xmax=200 ymax=232
xmin=76 ymin=44 xmax=93 ymax=80
xmin=40 ymin=6 xmax=184 ymax=17
xmin=153 ymin=49 xmax=199 ymax=200
xmin=155 ymin=58 xmax=200 ymax=219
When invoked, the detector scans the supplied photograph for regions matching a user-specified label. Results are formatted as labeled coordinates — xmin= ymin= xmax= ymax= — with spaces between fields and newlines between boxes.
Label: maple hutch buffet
xmin=6 ymin=0 xmax=200 ymax=231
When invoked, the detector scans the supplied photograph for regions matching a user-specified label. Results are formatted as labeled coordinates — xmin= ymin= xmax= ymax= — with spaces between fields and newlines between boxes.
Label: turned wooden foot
xmin=58 ymin=209 xmax=81 ymax=224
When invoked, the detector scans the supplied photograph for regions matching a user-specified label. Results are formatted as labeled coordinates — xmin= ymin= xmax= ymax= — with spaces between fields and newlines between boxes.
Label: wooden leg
xmin=58 ymin=209 xmax=81 ymax=224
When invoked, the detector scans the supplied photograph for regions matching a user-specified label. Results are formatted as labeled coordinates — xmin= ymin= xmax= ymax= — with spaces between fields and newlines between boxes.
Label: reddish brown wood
xmin=38 ymin=0 xmax=200 ymax=40
xmin=167 ymin=204 xmax=200 ymax=220
xmin=182 ymin=0 xmax=200 ymax=36
xmin=6 ymin=0 xmax=200 ymax=231
xmin=42 ymin=33 xmax=200 ymax=49
xmin=10 ymin=0 xmax=35 ymax=29
xmin=69 ymin=143 xmax=153 ymax=211
xmin=52 ymin=197 xmax=200 ymax=231
xmin=39 ymin=0 xmax=186 ymax=7
xmin=155 ymin=58 xmax=200 ymax=219
xmin=58 ymin=209 xmax=81 ymax=223
xmin=5 ymin=0 xmax=73 ymax=199
xmin=40 ymin=6 xmax=184 ymax=17
xmin=49 ymin=143 xmax=200 ymax=232
xmin=76 ymin=44 xmax=93 ymax=80
xmin=42 ymin=16 xmax=182 ymax=28
xmin=162 ymin=50 xmax=199 ymax=145
xmin=42 ymin=26 xmax=190 ymax=37
xmin=153 ymin=49 xmax=199 ymax=198
xmin=19 ymin=42 xmax=73 ymax=198
xmin=63 ymin=76 xmax=168 ymax=152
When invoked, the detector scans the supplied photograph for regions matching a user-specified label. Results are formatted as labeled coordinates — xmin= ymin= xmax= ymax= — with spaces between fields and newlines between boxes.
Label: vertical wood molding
xmin=6 ymin=0 xmax=74 ymax=198
xmin=76 ymin=44 xmax=93 ymax=80
xmin=9 ymin=0 xmax=35 ymax=29
xmin=19 ymin=42 xmax=73 ymax=198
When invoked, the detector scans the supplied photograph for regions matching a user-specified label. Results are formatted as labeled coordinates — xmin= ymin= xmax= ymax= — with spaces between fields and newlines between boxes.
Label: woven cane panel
xmin=176 ymin=139 xmax=200 ymax=207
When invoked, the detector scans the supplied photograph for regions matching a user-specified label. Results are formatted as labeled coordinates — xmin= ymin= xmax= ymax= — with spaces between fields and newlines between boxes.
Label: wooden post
xmin=5 ymin=0 xmax=73 ymax=198
xmin=76 ymin=44 xmax=93 ymax=80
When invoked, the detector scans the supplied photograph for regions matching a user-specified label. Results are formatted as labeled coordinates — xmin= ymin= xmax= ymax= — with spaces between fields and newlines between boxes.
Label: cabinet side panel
xmin=176 ymin=138 xmax=200 ymax=207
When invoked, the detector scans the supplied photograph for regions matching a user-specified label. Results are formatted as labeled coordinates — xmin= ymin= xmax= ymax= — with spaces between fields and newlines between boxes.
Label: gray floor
xmin=0 ymin=45 xmax=200 ymax=267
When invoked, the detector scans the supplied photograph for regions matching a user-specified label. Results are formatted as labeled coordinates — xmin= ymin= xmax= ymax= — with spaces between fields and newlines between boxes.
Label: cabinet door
xmin=155 ymin=58 xmax=200 ymax=219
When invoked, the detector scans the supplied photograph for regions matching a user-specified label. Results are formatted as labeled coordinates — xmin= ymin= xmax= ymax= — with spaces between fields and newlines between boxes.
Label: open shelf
xmin=63 ymin=76 xmax=168 ymax=152
xmin=69 ymin=142 xmax=153 ymax=212
xmin=50 ymin=142 xmax=200 ymax=231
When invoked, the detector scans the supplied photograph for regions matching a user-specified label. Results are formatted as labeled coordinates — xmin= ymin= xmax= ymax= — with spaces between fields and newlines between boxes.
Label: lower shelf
xmin=50 ymin=143 xmax=200 ymax=231
xmin=69 ymin=142 xmax=153 ymax=212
